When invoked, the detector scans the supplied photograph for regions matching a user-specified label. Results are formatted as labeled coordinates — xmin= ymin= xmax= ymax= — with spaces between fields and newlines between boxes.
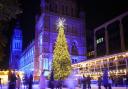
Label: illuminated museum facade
xmin=10 ymin=0 xmax=86 ymax=79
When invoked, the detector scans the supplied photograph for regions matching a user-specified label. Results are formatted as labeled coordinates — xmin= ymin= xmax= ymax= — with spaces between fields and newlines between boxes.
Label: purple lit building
xmin=10 ymin=23 xmax=22 ymax=69
xmin=10 ymin=0 xmax=86 ymax=79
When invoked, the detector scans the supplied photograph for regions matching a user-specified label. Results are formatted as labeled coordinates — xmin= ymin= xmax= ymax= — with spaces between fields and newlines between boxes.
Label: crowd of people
xmin=80 ymin=75 xmax=91 ymax=89
xmin=0 ymin=69 xmax=128 ymax=89
xmin=77 ymin=74 xmax=128 ymax=89
xmin=8 ymin=69 xmax=33 ymax=89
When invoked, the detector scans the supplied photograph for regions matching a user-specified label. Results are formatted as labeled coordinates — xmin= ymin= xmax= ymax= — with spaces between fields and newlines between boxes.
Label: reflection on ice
xmin=64 ymin=71 xmax=77 ymax=89
xmin=38 ymin=70 xmax=79 ymax=89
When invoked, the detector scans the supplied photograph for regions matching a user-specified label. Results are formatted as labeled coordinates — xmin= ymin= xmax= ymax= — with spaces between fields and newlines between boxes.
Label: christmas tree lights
xmin=52 ymin=18 xmax=72 ymax=80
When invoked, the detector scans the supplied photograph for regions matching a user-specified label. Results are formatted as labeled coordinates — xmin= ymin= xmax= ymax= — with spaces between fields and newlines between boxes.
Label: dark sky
xmin=0 ymin=0 xmax=128 ymax=69
xmin=21 ymin=0 xmax=128 ymax=48
xmin=81 ymin=0 xmax=128 ymax=29
xmin=20 ymin=0 xmax=128 ymax=48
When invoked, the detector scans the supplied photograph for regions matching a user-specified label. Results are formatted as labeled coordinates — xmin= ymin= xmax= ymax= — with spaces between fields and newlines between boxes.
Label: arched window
xmin=71 ymin=42 xmax=78 ymax=55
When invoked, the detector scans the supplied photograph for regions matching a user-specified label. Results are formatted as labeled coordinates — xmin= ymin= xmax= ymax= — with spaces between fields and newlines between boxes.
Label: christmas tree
xmin=52 ymin=18 xmax=72 ymax=80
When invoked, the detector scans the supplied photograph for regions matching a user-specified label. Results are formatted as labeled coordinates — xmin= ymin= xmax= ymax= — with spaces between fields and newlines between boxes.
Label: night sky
xmin=0 ymin=0 xmax=128 ymax=69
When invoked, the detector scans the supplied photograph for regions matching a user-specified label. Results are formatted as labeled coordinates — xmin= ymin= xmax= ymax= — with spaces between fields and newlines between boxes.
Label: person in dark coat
xmin=8 ymin=70 xmax=17 ymax=89
xmin=23 ymin=74 xmax=29 ymax=89
xmin=102 ymin=69 xmax=109 ymax=89
xmin=49 ymin=70 xmax=54 ymax=89
xmin=98 ymin=77 xmax=102 ymax=89
xmin=8 ymin=69 xmax=12 ymax=89
xmin=108 ymin=77 xmax=112 ymax=89
xmin=114 ymin=76 xmax=118 ymax=87
xmin=82 ymin=75 xmax=87 ymax=89
xmin=0 ymin=78 xmax=2 ymax=89
xmin=28 ymin=74 xmax=33 ymax=89
xmin=16 ymin=74 xmax=21 ymax=89
xmin=58 ymin=77 xmax=62 ymax=89
xmin=87 ymin=75 xmax=91 ymax=89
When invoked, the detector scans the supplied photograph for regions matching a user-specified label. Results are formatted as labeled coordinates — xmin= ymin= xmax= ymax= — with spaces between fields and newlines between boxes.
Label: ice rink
xmin=1 ymin=84 xmax=127 ymax=89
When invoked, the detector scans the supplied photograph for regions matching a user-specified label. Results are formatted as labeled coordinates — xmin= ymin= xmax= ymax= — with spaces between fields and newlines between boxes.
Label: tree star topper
xmin=57 ymin=18 xmax=66 ymax=29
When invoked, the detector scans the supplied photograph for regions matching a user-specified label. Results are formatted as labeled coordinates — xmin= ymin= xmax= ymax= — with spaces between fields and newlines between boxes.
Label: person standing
xmin=8 ymin=70 xmax=17 ymax=89
xmin=12 ymin=70 xmax=17 ymax=89
xmin=114 ymin=76 xmax=118 ymax=87
xmin=102 ymin=69 xmax=109 ymax=89
xmin=108 ymin=77 xmax=112 ymax=89
xmin=87 ymin=76 xmax=91 ymax=89
xmin=79 ymin=77 xmax=83 ymax=88
xmin=82 ymin=75 xmax=87 ymax=89
xmin=16 ymin=74 xmax=21 ymax=89
xmin=98 ymin=77 xmax=102 ymax=89
xmin=58 ymin=77 xmax=63 ymax=89
xmin=8 ymin=69 xmax=12 ymax=89
xmin=0 ymin=78 xmax=2 ymax=89
xmin=28 ymin=74 xmax=33 ymax=89
xmin=39 ymin=71 xmax=46 ymax=89
xmin=23 ymin=74 xmax=29 ymax=89
xmin=49 ymin=70 xmax=54 ymax=89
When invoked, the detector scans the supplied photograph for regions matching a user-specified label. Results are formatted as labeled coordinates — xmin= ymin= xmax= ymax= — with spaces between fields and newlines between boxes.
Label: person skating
xmin=28 ymin=74 xmax=33 ymax=89
xmin=102 ymin=69 xmax=109 ymax=89
xmin=16 ymin=74 xmax=21 ymax=89
xmin=8 ymin=70 xmax=17 ymax=89
xmin=49 ymin=70 xmax=54 ymax=89
xmin=98 ymin=77 xmax=102 ymax=89
xmin=39 ymin=71 xmax=46 ymax=89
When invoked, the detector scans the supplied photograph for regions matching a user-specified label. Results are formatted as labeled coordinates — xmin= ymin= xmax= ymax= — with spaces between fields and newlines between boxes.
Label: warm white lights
xmin=57 ymin=18 xmax=65 ymax=29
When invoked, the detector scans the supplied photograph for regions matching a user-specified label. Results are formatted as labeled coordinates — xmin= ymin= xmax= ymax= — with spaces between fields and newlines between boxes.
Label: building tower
xmin=10 ymin=22 xmax=22 ymax=69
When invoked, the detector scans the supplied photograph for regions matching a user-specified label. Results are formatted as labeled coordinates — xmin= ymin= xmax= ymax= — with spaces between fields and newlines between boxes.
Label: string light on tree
xmin=52 ymin=18 xmax=72 ymax=80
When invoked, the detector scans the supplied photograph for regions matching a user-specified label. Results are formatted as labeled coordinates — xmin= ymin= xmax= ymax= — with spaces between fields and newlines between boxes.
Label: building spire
xmin=9 ymin=20 xmax=23 ymax=69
